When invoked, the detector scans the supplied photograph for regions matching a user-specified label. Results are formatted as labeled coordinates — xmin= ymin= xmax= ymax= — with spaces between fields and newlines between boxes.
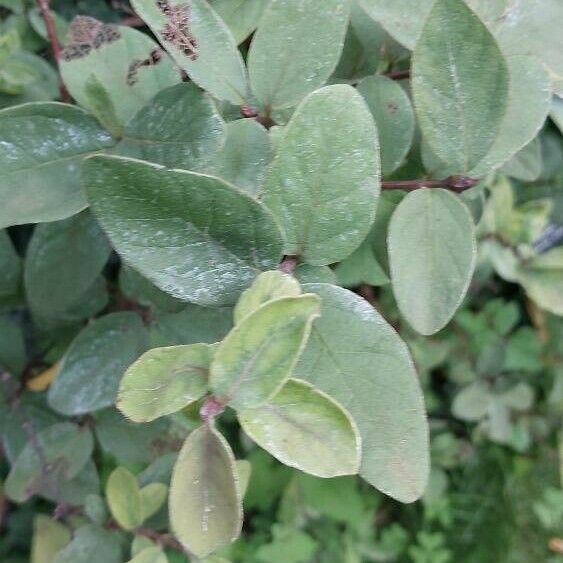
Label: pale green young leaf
xmin=248 ymin=0 xmax=349 ymax=110
xmin=238 ymin=378 xmax=360 ymax=477
xmin=412 ymin=0 xmax=509 ymax=172
xmin=48 ymin=312 xmax=148 ymax=416
xmin=60 ymin=18 xmax=179 ymax=125
xmin=262 ymin=84 xmax=380 ymax=265
xmin=207 ymin=119 xmax=272 ymax=196
xmin=24 ymin=211 xmax=111 ymax=320
xmin=209 ymin=0 xmax=269 ymax=44
xmin=140 ymin=482 xmax=168 ymax=522
xmin=127 ymin=547 xmax=169 ymax=563
xmin=0 ymin=102 xmax=114 ymax=228
xmin=388 ymin=189 xmax=477 ymax=335
xmin=117 ymin=83 xmax=226 ymax=171
xmin=5 ymin=423 xmax=94 ymax=502
xmin=31 ymin=515 xmax=71 ymax=563
xmin=0 ymin=230 xmax=21 ymax=303
xmin=106 ymin=467 xmax=142 ymax=531
xmin=131 ymin=0 xmax=248 ymax=104
xmin=52 ymin=525 xmax=122 ymax=563
xmin=293 ymin=284 xmax=429 ymax=503
xmin=235 ymin=460 xmax=251 ymax=498
xmin=169 ymin=424 xmax=242 ymax=558
xmin=233 ymin=270 xmax=301 ymax=324
xmin=500 ymin=137 xmax=543 ymax=182
xmin=84 ymin=155 xmax=283 ymax=306
xmin=118 ymin=344 xmax=212 ymax=423
xmin=357 ymin=75 xmax=414 ymax=176
xmin=210 ymin=295 xmax=320 ymax=410
xmin=357 ymin=0 xmax=434 ymax=49
xmin=131 ymin=537 xmax=156 ymax=558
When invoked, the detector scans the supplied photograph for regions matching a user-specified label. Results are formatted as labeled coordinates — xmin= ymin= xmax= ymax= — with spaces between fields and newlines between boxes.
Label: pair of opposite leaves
xmin=118 ymin=271 xmax=361 ymax=558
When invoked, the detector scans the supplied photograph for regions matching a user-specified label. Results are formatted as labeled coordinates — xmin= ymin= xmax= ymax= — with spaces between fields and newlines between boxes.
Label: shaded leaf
xmin=209 ymin=0 xmax=269 ymax=44
xmin=500 ymin=137 xmax=543 ymax=182
xmin=0 ymin=230 xmax=21 ymax=303
xmin=140 ymin=482 xmax=168 ymax=521
xmin=210 ymin=295 xmax=320 ymax=410
xmin=169 ymin=424 xmax=242 ymax=558
xmin=239 ymin=378 xmax=360 ymax=477
xmin=294 ymin=284 xmax=429 ymax=503
xmin=52 ymin=524 xmax=122 ymax=563
xmin=84 ymin=155 xmax=283 ymax=306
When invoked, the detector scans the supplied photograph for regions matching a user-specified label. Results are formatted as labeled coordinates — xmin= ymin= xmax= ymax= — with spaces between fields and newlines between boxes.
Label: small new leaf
xmin=106 ymin=467 xmax=143 ymax=531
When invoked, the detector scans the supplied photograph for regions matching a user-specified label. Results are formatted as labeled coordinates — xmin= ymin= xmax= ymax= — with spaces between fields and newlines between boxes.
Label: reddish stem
xmin=279 ymin=255 xmax=299 ymax=274
xmin=382 ymin=175 xmax=479 ymax=194
xmin=384 ymin=69 xmax=411 ymax=80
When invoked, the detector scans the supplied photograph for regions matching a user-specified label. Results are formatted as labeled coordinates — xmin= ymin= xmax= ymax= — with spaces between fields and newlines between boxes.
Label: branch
xmin=381 ymin=175 xmax=479 ymax=194
xmin=36 ymin=0 xmax=70 ymax=102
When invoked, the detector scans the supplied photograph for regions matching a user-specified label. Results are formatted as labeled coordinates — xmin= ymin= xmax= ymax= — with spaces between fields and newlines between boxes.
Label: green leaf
xmin=24 ymin=211 xmax=111 ymax=319
xmin=117 ymin=83 xmax=226 ymax=171
xmin=248 ymin=0 xmax=349 ymax=110
xmin=233 ymin=270 xmax=301 ymax=324
xmin=412 ymin=0 xmax=509 ymax=172
xmin=262 ymin=84 xmax=380 ymax=265
xmin=357 ymin=75 xmax=414 ymax=176
xmin=293 ymin=264 xmax=337 ymax=285
xmin=207 ymin=119 xmax=272 ymax=196
xmin=0 ymin=315 xmax=25 ymax=375
xmin=235 ymin=459 xmax=251 ymax=498
xmin=60 ymin=17 xmax=179 ymax=125
xmin=357 ymin=0 xmax=434 ymax=50
xmin=209 ymin=0 xmax=269 ymax=44
xmin=31 ymin=515 xmax=71 ymax=563
xmin=5 ymin=422 xmax=93 ymax=502
xmin=84 ymin=155 xmax=283 ymax=306
xmin=131 ymin=0 xmax=248 ymax=104
xmin=210 ymin=294 xmax=320 ymax=410
xmin=82 ymin=75 xmax=121 ymax=136
xmin=117 ymin=343 xmax=212 ymax=423
xmin=106 ymin=467 xmax=142 ymax=531
xmin=388 ymin=189 xmax=476 ymax=335
xmin=0 ymin=230 xmax=21 ymax=303
xmin=500 ymin=137 xmax=543 ymax=182
xmin=52 ymin=525 xmax=122 ymax=563
xmin=48 ymin=312 xmax=148 ymax=416
xmin=452 ymin=382 xmax=492 ymax=421
xmin=238 ymin=378 xmax=360 ymax=477
xmin=0 ymin=102 xmax=114 ymax=228
xmin=140 ymin=482 xmax=168 ymax=521
xmin=169 ymin=424 xmax=242 ymax=558
xmin=255 ymin=524 xmax=317 ymax=563
xmin=127 ymin=547 xmax=169 ymax=563
xmin=293 ymin=284 xmax=429 ymax=503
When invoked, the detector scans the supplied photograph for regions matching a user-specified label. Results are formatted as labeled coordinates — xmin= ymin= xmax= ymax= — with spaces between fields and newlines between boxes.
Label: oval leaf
xmin=412 ymin=0 xmax=509 ymax=172
xmin=262 ymin=84 xmax=380 ymax=265
xmin=169 ymin=424 xmax=242 ymax=558
xmin=106 ymin=467 xmax=142 ymax=531
xmin=127 ymin=547 xmax=168 ymax=563
xmin=131 ymin=0 xmax=248 ymax=104
xmin=248 ymin=0 xmax=350 ymax=110
xmin=0 ymin=102 xmax=114 ymax=228
xmin=48 ymin=312 xmax=148 ymax=415
xmin=388 ymin=188 xmax=476 ymax=335
xmin=118 ymin=343 xmax=212 ymax=423
xmin=84 ymin=155 xmax=284 ymax=306
xmin=210 ymin=295 xmax=320 ymax=410
xmin=209 ymin=0 xmax=268 ymax=44
xmin=293 ymin=284 xmax=429 ymax=503
xmin=238 ymin=378 xmax=360 ymax=477
xmin=140 ymin=483 xmax=168 ymax=521
xmin=233 ymin=270 xmax=301 ymax=324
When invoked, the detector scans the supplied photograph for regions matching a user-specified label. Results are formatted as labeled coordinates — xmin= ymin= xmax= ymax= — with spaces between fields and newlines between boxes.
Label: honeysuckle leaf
xmin=294 ymin=284 xmax=429 ymax=503
xmin=24 ymin=211 xmax=111 ymax=319
xmin=84 ymin=155 xmax=284 ymax=306
xmin=262 ymin=84 xmax=380 ymax=265
xmin=140 ymin=482 xmax=168 ymax=521
xmin=48 ymin=312 xmax=148 ymax=416
xmin=131 ymin=0 xmax=248 ymax=104
xmin=0 ymin=102 xmax=114 ymax=228
xmin=106 ymin=467 xmax=143 ymax=531
xmin=412 ymin=0 xmax=509 ymax=172
xmin=207 ymin=119 xmax=272 ymax=196
xmin=127 ymin=547 xmax=169 ymax=563
xmin=117 ymin=82 xmax=226 ymax=171
xmin=248 ymin=0 xmax=350 ymax=111
xmin=209 ymin=0 xmax=269 ymax=44
xmin=233 ymin=270 xmax=301 ymax=324
xmin=452 ymin=381 xmax=492 ymax=422
xmin=5 ymin=422 xmax=94 ymax=502
xmin=238 ymin=378 xmax=360 ymax=477
xmin=210 ymin=294 xmax=320 ymax=410
xmin=52 ymin=525 xmax=122 ymax=563
xmin=31 ymin=515 xmax=71 ymax=563
xmin=0 ymin=230 xmax=21 ymax=303
xmin=357 ymin=0 xmax=434 ymax=50
xmin=235 ymin=460 xmax=251 ymax=498
xmin=500 ymin=137 xmax=543 ymax=182
xmin=388 ymin=188 xmax=477 ymax=335
xmin=117 ymin=343 xmax=212 ymax=423
xmin=60 ymin=17 xmax=180 ymax=125
xmin=169 ymin=424 xmax=242 ymax=558
xmin=357 ymin=75 xmax=414 ymax=176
